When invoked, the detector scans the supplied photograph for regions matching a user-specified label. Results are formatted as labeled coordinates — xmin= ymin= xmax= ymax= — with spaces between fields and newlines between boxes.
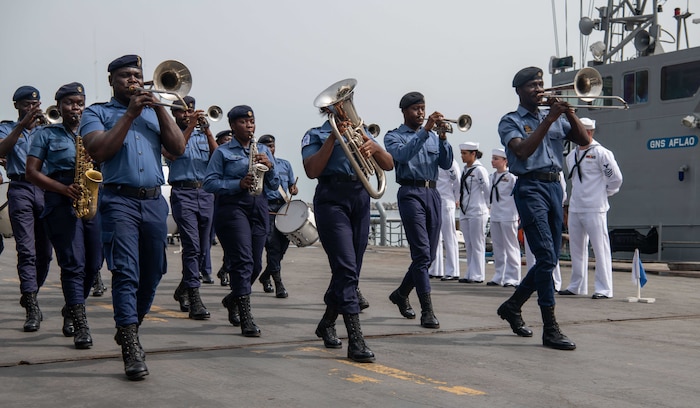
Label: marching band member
xmin=203 ymin=105 xmax=279 ymax=338
xmin=487 ymin=148 xmax=521 ymax=287
xmin=213 ymin=129 xmax=233 ymax=287
xmin=384 ymin=92 xmax=454 ymax=330
xmin=165 ymin=96 xmax=217 ymax=319
xmin=26 ymin=82 xmax=102 ymax=349
xmin=80 ymin=54 xmax=185 ymax=380
xmin=302 ymin=107 xmax=393 ymax=363
xmin=0 ymin=86 xmax=53 ymax=332
xmin=457 ymin=142 xmax=490 ymax=284
xmin=496 ymin=66 xmax=589 ymax=351
xmin=256 ymin=134 xmax=297 ymax=298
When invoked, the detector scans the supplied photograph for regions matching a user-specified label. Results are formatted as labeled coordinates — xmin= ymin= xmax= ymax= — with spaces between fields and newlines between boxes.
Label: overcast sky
xmin=2 ymin=0 xmax=698 ymax=203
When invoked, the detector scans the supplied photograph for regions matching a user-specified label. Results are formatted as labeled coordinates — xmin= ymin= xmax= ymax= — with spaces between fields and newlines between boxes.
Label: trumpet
xmin=426 ymin=114 xmax=472 ymax=133
xmin=538 ymin=67 xmax=629 ymax=109
xmin=367 ymin=123 xmax=381 ymax=137
xmin=314 ymin=78 xmax=386 ymax=199
xmin=129 ymin=60 xmax=192 ymax=110
xmin=36 ymin=105 xmax=62 ymax=125
xmin=196 ymin=105 xmax=223 ymax=128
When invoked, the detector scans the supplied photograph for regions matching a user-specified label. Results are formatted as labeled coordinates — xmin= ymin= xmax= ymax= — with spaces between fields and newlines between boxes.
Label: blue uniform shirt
xmin=79 ymin=98 xmax=165 ymax=187
xmin=301 ymin=120 xmax=382 ymax=177
xmin=384 ymin=124 xmax=453 ymax=181
xmin=203 ymin=138 xmax=279 ymax=196
xmin=264 ymin=157 xmax=294 ymax=201
xmin=28 ymin=124 xmax=77 ymax=175
xmin=167 ymin=130 xmax=210 ymax=183
xmin=498 ymin=105 xmax=571 ymax=176
xmin=0 ymin=121 xmax=45 ymax=177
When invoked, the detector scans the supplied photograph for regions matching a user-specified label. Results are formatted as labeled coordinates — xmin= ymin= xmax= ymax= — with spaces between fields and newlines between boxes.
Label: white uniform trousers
xmin=565 ymin=211 xmax=613 ymax=297
xmin=524 ymin=234 xmax=562 ymax=291
xmin=459 ymin=213 xmax=488 ymax=281
xmin=429 ymin=199 xmax=460 ymax=278
xmin=428 ymin=231 xmax=445 ymax=277
xmin=489 ymin=220 xmax=521 ymax=286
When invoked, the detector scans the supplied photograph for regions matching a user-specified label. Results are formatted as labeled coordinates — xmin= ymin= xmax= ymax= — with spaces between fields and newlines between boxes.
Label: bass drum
xmin=0 ymin=181 xmax=12 ymax=238
xmin=275 ymin=200 xmax=319 ymax=247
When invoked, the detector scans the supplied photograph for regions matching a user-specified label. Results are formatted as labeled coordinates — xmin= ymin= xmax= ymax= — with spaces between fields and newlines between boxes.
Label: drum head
xmin=275 ymin=200 xmax=310 ymax=234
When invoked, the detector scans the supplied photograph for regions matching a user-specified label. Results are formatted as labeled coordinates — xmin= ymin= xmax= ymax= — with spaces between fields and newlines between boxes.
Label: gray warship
xmin=549 ymin=0 xmax=700 ymax=262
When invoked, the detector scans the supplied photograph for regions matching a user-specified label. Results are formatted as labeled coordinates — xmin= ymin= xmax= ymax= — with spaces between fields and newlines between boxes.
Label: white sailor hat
xmin=492 ymin=148 xmax=506 ymax=158
xmin=459 ymin=141 xmax=479 ymax=151
xmin=580 ymin=117 xmax=596 ymax=130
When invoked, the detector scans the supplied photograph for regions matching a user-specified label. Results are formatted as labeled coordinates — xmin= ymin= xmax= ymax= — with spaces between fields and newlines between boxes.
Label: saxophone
xmin=248 ymin=138 xmax=269 ymax=196
xmin=73 ymin=135 xmax=103 ymax=219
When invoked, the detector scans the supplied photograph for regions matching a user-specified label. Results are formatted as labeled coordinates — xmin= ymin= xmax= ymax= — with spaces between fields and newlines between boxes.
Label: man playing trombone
xmin=80 ymin=54 xmax=185 ymax=380
xmin=496 ymin=66 xmax=589 ymax=351
xmin=384 ymin=92 xmax=454 ymax=330
xmin=165 ymin=96 xmax=218 ymax=319
xmin=0 ymin=86 xmax=53 ymax=333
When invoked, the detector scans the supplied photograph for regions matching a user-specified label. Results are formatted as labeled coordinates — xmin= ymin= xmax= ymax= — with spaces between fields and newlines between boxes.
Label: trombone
xmin=129 ymin=60 xmax=192 ymax=110
xmin=538 ymin=67 xmax=629 ymax=110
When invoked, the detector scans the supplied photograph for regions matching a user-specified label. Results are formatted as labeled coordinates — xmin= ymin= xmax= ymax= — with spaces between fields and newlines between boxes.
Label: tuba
xmin=73 ymin=135 xmax=103 ymax=219
xmin=313 ymin=78 xmax=386 ymax=199
xmin=248 ymin=138 xmax=269 ymax=196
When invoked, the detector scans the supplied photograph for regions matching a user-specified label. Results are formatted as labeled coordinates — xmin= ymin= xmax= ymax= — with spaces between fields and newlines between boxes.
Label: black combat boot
xmin=221 ymin=293 xmax=240 ymax=326
xmin=497 ymin=290 xmax=534 ymax=337
xmin=115 ymin=324 xmax=148 ymax=380
xmin=271 ymin=271 xmax=288 ymax=298
xmin=217 ymin=266 xmax=230 ymax=286
xmin=19 ymin=292 xmax=42 ymax=332
xmin=417 ymin=292 xmax=440 ymax=329
xmin=235 ymin=295 xmax=261 ymax=337
xmin=315 ymin=306 xmax=342 ymax=349
xmin=540 ymin=305 xmax=576 ymax=350
xmin=389 ymin=289 xmax=416 ymax=319
xmin=92 ymin=271 xmax=106 ymax=297
xmin=356 ymin=288 xmax=369 ymax=310
xmin=258 ymin=270 xmax=274 ymax=293
xmin=173 ymin=281 xmax=190 ymax=312
xmin=68 ymin=304 xmax=93 ymax=349
xmin=61 ymin=304 xmax=75 ymax=337
xmin=187 ymin=287 xmax=210 ymax=320
xmin=342 ymin=314 xmax=375 ymax=363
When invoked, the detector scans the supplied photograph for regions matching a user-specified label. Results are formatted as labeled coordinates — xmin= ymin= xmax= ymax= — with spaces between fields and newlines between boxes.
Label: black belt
xmin=318 ymin=174 xmax=359 ymax=184
xmin=268 ymin=198 xmax=286 ymax=205
xmin=49 ymin=170 xmax=75 ymax=179
xmin=170 ymin=180 xmax=202 ymax=189
xmin=8 ymin=174 xmax=27 ymax=182
xmin=398 ymin=178 xmax=436 ymax=188
xmin=519 ymin=171 xmax=560 ymax=182
xmin=104 ymin=184 xmax=161 ymax=199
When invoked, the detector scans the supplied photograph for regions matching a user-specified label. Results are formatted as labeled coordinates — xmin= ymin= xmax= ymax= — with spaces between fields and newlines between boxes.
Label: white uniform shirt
xmin=566 ymin=140 xmax=623 ymax=213
xmin=489 ymin=169 xmax=518 ymax=222
xmin=459 ymin=160 xmax=490 ymax=218
xmin=436 ymin=159 xmax=461 ymax=203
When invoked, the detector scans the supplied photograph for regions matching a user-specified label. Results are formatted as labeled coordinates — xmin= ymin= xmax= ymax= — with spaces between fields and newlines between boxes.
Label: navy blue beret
xmin=172 ymin=95 xmax=196 ymax=110
xmin=257 ymin=134 xmax=275 ymax=144
xmin=108 ymin=54 xmax=142 ymax=73
xmin=399 ymin=91 xmax=424 ymax=109
xmin=13 ymin=86 xmax=40 ymax=102
xmin=215 ymin=130 xmax=233 ymax=142
xmin=55 ymin=82 xmax=85 ymax=101
xmin=512 ymin=66 xmax=543 ymax=88
xmin=227 ymin=105 xmax=254 ymax=121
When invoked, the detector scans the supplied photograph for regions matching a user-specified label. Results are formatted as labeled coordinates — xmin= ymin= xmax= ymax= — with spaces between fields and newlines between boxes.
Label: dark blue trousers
xmin=100 ymin=189 xmax=169 ymax=327
xmin=314 ymin=181 xmax=369 ymax=315
xmin=512 ymin=178 xmax=563 ymax=307
xmin=397 ymin=186 xmax=442 ymax=296
xmin=171 ymin=187 xmax=214 ymax=288
xmin=264 ymin=202 xmax=291 ymax=275
xmin=8 ymin=181 xmax=53 ymax=294
xmin=43 ymin=190 xmax=102 ymax=305
xmin=215 ymin=194 xmax=268 ymax=297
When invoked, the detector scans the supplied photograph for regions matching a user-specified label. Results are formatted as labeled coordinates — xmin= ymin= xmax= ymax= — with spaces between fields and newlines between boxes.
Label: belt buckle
xmin=423 ymin=180 xmax=430 ymax=187
xmin=137 ymin=187 xmax=147 ymax=199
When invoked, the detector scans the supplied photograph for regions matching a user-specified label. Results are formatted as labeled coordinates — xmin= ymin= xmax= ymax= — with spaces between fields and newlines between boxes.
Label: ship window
xmin=623 ymin=70 xmax=648 ymax=104
xmin=661 ymin=61 xmax=700 ymax=100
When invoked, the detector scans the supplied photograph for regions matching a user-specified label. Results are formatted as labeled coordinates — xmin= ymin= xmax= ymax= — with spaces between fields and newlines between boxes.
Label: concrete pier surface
xmin=1 ymin=240 xmax=698 ymax=408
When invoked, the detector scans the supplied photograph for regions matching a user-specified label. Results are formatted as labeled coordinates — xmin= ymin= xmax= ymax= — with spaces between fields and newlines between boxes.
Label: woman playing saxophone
xmin=25 ymin=82 xmax=103 ymax=350
xmin=203 ymin=105 xmax=278 ymax=337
